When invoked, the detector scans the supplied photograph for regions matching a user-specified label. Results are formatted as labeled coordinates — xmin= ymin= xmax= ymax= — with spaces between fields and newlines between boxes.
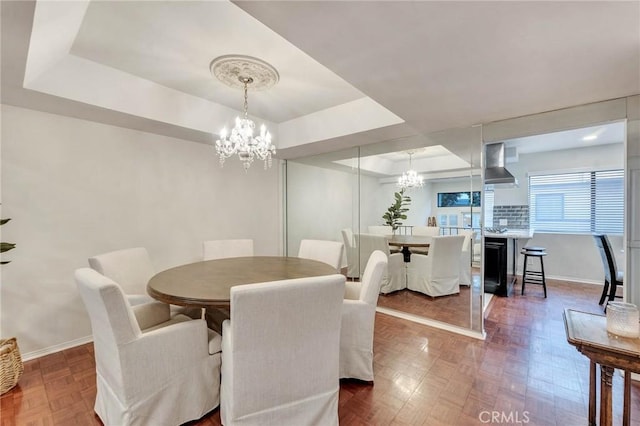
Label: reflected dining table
xmin=147 ymin=256 xmax=338 ymax=308
xmin=386 ymin=235 xmax=431 ymax=262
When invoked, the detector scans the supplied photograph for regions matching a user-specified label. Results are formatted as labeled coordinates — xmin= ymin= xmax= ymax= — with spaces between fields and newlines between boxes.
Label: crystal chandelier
xmin=397 ymin=152 xmax=424 ymax=189
xmin=211 ymin=55 xmax=278 ymax=170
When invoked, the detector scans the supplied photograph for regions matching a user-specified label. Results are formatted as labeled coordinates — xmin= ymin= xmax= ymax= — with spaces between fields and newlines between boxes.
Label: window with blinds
xmin=529 ymin=170 xmax=623 ymax=234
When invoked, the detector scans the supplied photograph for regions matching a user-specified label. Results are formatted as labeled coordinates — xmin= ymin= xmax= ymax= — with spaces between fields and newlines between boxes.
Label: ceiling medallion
xmin=210 ymin=55 xmax=278 ymax=170
xmin=210 ymin=55 xmax=279 ymax=91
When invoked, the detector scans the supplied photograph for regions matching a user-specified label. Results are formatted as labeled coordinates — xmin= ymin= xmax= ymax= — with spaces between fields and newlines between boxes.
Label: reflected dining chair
xmin=341 ymin=228 xmax=359 ymax=279
xmin=459 ymin=230 xmax=476 ymax=286
xmin=88 ymin=247 xmax=155 ymax=306
xmin=410 ymin=226 xmax=440 ymax=254
xmin=406 ymin=235 xmax=465 ymax=297
xmin=75 ymin=268 xmax=221 ymax=426
xmin=358 ymin=233 xmax=405 ymax=294
xmin=297 ymin=239 xmax=344 ymax=272
xmin=593 ymin=234 xmax=624 ymax=306
xmin=411 ymin=226 xmax=440 ymax=237
xmin=367 ymin=225 xmax=393 ymax=235
xmin=220 ymin=274 xmax=344 ymax=426
xmin=203 ymin=239 xmax=254 ymax=261
xmin=340 ymin=250 xmax=387 ymax=382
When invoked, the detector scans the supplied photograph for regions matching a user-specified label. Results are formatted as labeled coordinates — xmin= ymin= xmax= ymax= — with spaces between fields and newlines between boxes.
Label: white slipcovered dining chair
xmin=75 ymin=268 xmax=221 ymax=426
xmin=220 ymin=274 xmax=344 ymax=426
xmin=358 ymin=233 xmax=405 ymax=294
xmin=368 ymin=225 xmax=393 ymax=235
xmin=203 ymin=239 xmax=254 ymax=261
xmin=411 ymin=226 xmax=440 ymax=237
xmin=406 ymin=235 xmax=465 ymax=297
xmin=88 ymin=247 xmax=154 ymax=306
xmin=341 ymin=250 xmax=387 ymax=382
xmin=89 ymin=247 xmax=199 ymax=318
xmin=341 ymin=228 xmax=359 ymax=279
xmin=297 ymin=239 xmax=344 ymax=272
xmin=459 ymin=230 xmax=477 ymax=286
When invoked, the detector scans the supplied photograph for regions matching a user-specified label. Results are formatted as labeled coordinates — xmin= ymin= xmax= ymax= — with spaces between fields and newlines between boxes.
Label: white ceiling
xmin=502 ymin=121 xmax=626 ymax=155
xmin=71 ymin=1 xmax=364 ymax=123
xmin=1 ymin=1 xmax=639 ymax=163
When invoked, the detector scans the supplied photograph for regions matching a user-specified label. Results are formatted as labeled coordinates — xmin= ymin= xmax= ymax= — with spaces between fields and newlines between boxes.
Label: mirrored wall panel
xmin=286 ymin=147 xmax=359 ymax=263
xmin=286 ymin=126 xmax=483 ymax=334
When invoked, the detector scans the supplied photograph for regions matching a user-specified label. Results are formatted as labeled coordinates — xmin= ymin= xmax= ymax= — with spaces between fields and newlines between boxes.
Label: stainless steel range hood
xmin=484 ymin=143 xmax=518 ymax=186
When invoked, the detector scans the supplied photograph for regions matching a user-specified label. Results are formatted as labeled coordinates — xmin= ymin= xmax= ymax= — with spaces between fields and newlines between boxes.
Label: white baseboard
xmin=376 ymin=306 xmax=486 ymax=340
xmin=21 ymin=335 xmax=93 ymax=362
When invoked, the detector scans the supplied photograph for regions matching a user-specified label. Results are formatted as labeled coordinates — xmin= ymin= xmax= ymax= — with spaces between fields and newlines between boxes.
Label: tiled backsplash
xmin=493 ymin=205 xmax=529 ymax=229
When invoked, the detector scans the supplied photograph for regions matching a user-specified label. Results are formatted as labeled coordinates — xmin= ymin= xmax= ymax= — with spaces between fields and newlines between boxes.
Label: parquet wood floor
xmin=2 ymin=278 xmax=639 ymax=425
xmin=377 ymin=270 xmax=483 ymax=330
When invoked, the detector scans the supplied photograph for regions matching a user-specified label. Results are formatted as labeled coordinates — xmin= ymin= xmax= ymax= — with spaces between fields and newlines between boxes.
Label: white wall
xmin=373 ymin=182 xmax=435 ymax=230
xmin=0 ymin=105 xmax=281 ymax=357
xmin=286 ymin=161 xmax=359 ymax=255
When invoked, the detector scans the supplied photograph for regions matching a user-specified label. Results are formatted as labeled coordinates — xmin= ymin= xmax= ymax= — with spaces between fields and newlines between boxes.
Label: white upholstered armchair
xmin=89 ymin=246 xmax=199 ymax=318
xmin=459 ymin=230 xmax=476 ymax=286
xmin=367 ymin=225 xmax=393 ymax=235
xmin=220 ymin=274 xmax=345 ymax=425
xmin=341 ymin=228 xmax=359 ymax=279
xmin=297 ymin=239 xmax=344 ymax=271
xmin=75 ymin=268 xmax=221 ymax=426
xmin=406 ymin=235 xmax=465 ymax=297
xmin=411 ymin=226 xmax=440 ymax=237
xmin=358 ymin=233 xmax=405 ymax=294
xmin=88 ymin=247 xmax=155 ymax=306
xmin=341 ymin=250 xmax=387 ymax=382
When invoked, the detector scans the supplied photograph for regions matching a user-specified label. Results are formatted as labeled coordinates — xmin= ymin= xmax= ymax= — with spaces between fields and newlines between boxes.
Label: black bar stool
xmin=521 ymin=246 xmax=547 ymax=298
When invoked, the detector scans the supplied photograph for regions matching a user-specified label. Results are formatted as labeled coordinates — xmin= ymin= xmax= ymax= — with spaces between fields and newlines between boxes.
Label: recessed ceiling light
xmin=582 ymin=127 xmax=606 ymax=142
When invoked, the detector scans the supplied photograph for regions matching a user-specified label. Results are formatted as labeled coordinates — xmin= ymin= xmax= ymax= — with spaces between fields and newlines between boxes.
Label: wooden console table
xmin=563 ymin=309 xmax=640 ymax=426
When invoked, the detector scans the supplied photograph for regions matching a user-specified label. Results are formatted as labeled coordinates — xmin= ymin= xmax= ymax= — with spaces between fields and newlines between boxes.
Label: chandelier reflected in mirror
xmin=210 ymin=55 xmax=278 ymax=170
xmin=397 ymin=152 xmax=424 ymax=189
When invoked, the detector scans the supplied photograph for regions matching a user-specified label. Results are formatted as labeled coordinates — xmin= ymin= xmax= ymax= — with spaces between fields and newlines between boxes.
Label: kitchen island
xmin=484 ymin=229 xmax=534 ymax=296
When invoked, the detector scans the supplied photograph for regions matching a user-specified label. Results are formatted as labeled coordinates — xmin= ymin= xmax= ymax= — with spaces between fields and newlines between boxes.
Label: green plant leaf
xmin=1 ymin=242 xmax=16 ymax=253
xmin=382 ymin=190 xmax=411 ymax=228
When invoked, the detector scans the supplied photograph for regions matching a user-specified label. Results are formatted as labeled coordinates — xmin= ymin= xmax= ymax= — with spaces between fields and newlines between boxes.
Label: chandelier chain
xmin=242 ymin=77 xmax=251 ymax=119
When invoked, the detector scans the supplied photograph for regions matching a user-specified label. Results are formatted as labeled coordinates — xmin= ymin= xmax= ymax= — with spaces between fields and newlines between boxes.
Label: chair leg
xmin=608 ymin=281 xmax=622 ymax=302
xmin=599 ymin=280 xmax=610 ymax=305
xmin=521 ymin=254 xmax=528 ymax=295
xmin=540 ymin=255 xmax=547 ymax=298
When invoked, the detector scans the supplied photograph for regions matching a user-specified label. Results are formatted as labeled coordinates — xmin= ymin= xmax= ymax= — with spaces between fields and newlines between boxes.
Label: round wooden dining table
xmin=147 ymin=256 xmax=338 ymax=308
xmin=386 ymin=235 xmax=431 ymax=262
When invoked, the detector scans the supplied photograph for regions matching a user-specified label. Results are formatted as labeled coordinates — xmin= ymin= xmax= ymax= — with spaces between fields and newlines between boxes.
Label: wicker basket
xmin=0 ymin=337 xmax=24 ymax=395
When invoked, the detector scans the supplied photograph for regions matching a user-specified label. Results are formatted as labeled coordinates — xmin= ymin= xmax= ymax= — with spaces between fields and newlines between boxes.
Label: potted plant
xmin=382 ymin=189 xmax=411 ymax=233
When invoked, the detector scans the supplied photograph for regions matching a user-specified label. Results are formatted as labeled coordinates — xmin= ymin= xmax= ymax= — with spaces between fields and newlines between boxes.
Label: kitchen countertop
xmin=484 ymin=229 xmax=534 ymax=239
